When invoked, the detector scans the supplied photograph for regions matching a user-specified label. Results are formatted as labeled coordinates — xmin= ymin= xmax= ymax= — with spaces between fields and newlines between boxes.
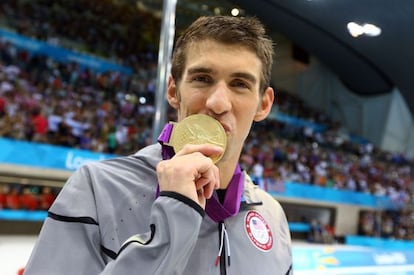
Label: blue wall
xmin=268 ymin=181 xmax=397 ymax=210
xmin=0 ymin=138 xmax=117 ymax=171
xmin=345 ymin=235 xmax=414 ymax=249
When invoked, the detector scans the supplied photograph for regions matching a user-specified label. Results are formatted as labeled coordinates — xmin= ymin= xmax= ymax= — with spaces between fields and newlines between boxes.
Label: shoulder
xmin=61 ymin=144 xmax=162 ymax=198
xmin=50 ymin=145 xmax=162 ymax=217
xmin=243 ymin=172 xmax=286 ymax=219
xmin=80 ymin=143 xmax=162 ymax=175
xmin=244 ymin=172 xmax=281 ymax=206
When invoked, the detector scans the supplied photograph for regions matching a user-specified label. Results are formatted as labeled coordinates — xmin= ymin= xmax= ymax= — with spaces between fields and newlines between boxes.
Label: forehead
xmin=183 ymin=40 xmax=262 ymax=77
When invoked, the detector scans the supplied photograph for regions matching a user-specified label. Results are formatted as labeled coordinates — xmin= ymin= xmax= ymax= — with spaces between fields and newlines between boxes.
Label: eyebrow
xmin=187 ymin=66 xmax=257 ymax=84
xmin=187 ymin=67 xmax=213 ymax=75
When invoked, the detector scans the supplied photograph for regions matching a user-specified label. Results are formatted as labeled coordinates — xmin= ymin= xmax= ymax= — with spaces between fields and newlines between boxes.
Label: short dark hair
xmin=171 ymin=16 xmax=274 ymax=93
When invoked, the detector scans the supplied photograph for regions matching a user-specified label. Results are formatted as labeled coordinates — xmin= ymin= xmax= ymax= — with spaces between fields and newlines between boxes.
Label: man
xmin=24 ymin=15 xmax=292 ymax=274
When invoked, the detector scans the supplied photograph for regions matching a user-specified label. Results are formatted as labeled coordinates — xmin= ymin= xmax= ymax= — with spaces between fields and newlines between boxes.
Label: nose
xmin=205 ymin=81 xmax=232 ymax=115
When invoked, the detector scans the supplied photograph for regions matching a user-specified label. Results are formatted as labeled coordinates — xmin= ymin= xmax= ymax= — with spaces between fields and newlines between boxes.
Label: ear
xmin=167 ymin=75 xmax=180 ymax=109
xmin=254 ymin=87 xmax=274 ymax=122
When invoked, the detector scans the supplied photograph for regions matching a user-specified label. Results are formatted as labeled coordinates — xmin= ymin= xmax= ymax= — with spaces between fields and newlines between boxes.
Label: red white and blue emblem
xmin=245 ymin=211 xmax=273 ymax=251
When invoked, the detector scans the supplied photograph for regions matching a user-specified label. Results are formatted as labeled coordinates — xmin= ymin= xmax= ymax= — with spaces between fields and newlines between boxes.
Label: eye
xmin=191 ymin=75 xmax=212 ymax=84
xmin=231 ymin=79 xmax=250 ymax=89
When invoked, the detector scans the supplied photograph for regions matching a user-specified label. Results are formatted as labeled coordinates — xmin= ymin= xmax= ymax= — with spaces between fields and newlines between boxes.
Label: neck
xmin=217 ymin=156 xmax=239 ymax=189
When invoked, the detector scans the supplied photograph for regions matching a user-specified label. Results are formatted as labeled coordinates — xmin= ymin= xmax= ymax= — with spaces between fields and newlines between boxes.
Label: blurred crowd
xmin=0 ymin=0 xmax=160 ymax=68
xmin=242 ymin=118 xmax=413 ymax=208
xmin=0 ymin=0 xmax=413 ymax=241
xmin=0 ymin=183 xmax=57 ymax=211
xmin=358 ymin=209 xmax=414 ymax=241
xmin=0 ymin=39 xmax=163 ymax=155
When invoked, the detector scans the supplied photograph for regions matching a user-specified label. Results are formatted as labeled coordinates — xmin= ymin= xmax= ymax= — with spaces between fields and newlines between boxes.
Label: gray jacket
xmin=25 ymin=144 xmax=292 ymax=275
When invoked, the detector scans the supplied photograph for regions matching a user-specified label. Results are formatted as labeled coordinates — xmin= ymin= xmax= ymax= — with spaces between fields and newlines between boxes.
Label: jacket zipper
xmin=218 ymin=222 xmax=227 ymax=275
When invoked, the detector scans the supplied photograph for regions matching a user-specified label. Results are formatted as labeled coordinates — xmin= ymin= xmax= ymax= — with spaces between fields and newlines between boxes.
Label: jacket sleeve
xmin=24 ymin=165 xmax=204 ymax=275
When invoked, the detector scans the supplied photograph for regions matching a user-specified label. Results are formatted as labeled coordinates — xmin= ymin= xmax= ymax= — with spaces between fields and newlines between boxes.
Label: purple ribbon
xmin=205 ymin=165 xmax=243 ymax=222
xmin=157 ymin=123 xmax=244 ymax=222
xmin=158 ymin=123 xmax=175 ymax=160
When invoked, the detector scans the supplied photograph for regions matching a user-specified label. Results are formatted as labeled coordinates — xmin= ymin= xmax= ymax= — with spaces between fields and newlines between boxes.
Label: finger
xmin=175 ymin=143 xmax=223 ymax=161
xmin=196 ymin=166 xmax=219 ymax=198
xmin=195 ymin=177 xmax=215 ymax=199
xmin=203 ymin=180 xmax=216 ymax=199
xmin=197 ymin=188 xmax=206 ymax=209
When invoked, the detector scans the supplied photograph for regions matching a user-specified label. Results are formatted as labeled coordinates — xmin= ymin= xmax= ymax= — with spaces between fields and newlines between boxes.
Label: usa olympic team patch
xmin=244 ymin=210 xmax=273 ymax=251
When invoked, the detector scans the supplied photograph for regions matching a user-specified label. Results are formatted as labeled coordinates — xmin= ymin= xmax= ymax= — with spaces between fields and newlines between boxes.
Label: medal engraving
xmin=167 ymin=114 xmax=227 ymax=163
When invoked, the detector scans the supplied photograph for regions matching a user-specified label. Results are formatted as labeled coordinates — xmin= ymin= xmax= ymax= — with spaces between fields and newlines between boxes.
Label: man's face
xmin=167 ymin=40 xmax=274 ymax=164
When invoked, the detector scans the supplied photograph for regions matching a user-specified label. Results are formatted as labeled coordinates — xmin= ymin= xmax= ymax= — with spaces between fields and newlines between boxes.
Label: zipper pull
xmin=215 ymin=256 xmax=221 ymax=266
xmin=215 ymin=222 xmax=231 ymax=267
xmin=215 ymin=222 xmax=225 ymax=266
xmin=223 ymin=223 xmax=231 ymax=266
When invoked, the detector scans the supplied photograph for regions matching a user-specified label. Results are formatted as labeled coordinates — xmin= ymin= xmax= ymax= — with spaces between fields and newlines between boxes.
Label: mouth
xmin=219 ymin=121 xmax=231 ymax=134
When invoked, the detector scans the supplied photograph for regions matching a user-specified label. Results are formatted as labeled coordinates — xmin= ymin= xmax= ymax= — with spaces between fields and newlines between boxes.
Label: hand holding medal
xmin=157 ymin=114 xmax=227 ymax=208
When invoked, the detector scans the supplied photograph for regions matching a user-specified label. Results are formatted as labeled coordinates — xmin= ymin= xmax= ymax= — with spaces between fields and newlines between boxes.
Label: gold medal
xmin=166 ymin=114 xmax=227 ymax=163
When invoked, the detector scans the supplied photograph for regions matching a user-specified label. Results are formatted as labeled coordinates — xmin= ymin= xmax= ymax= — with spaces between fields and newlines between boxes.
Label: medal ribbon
xmin=157 ymin=122 xmax=244 ymax=222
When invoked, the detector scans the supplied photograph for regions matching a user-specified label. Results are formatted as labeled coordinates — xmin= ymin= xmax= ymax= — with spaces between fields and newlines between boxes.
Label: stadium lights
xmin=231 ymin=8 xmax=240 ymax=16
xmin=347 ymin=22 xmax=382 ymax=38
xmin=139 ymin=96 xmax=147 ymax=104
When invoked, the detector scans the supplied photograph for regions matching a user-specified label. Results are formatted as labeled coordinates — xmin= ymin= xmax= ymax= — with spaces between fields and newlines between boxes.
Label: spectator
xmin=30 ymin=107 xmax=48 ymax=142
xmin=0 ymin=184 xmax=8 ymax=209
xmin=39 ymin=186 xmax=56 ymax=210
xmin=19 ymin=187 xmax=39 ymax=211
xmin=5 ymin=186 xmax=20 ymax=209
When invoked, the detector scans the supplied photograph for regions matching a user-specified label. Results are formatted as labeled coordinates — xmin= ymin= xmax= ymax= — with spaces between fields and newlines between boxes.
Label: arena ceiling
xmin=234 ymin=0 xmax=414 ymax=116
xmin=138 ymin=0 xmax=414 ymax=114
